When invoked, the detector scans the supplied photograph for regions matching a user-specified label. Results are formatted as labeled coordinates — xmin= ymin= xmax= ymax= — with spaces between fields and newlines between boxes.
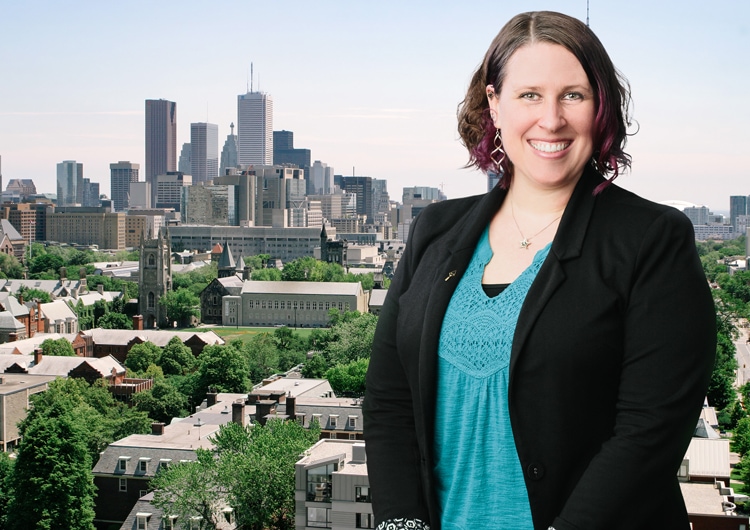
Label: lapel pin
xmin=444 ymin=270 xmax=457 ymax=281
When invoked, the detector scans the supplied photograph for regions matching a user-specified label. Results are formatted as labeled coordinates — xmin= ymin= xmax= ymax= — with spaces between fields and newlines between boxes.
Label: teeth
xmin=530 ymin=141 xmax=569 ymax=153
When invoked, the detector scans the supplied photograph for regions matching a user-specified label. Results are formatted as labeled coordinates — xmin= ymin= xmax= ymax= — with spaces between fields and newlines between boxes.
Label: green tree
xmin=194 ymin=345 xmax=249 ymax=403
xmin=98 ymin=311 xmax=133 ymax=329
xmin=301 ymin=353 xmax=328 ymax=379
xmin=244 ymin=333 xmax=280 ymax=384
xmin=8 ymin=399 xmax=96 ymax=530
xmin=0 ymin=253 xmax=23 ymax=279
xmin=132 ymin=380 xmax=190 ymax=424
xmin=28 ymin=253 xmax=64 ymax=277
xmin=251 ymin=268 xmax=282 ymax=281
xmin=160 ymin=288 xmax=200 ymax=327
xmin=159 ymin=336 xmax=195 ymax=375
xmin=14 ymin=286 xmax=51 ymax=303
xmin=324 ymin=311 xmax=378 ymax=365
xmin=325 ymin=357 xmax=369 ymax=396
xmin=125 ymin=342 xmax=162 ymax=373
xmin=151 ymin=449 xmax=225 ymax=530
xmin=0 ymin=451 xmax=14 ymax=530
xmin=40 ymin=337 xmax=75 ymax=357
xmin=733 ymin=417 xmax=750 ymax=456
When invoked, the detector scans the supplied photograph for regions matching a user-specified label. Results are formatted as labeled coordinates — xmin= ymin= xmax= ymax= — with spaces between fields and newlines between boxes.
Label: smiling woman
xmin=364 ymin=10 xmax=716 ymax=530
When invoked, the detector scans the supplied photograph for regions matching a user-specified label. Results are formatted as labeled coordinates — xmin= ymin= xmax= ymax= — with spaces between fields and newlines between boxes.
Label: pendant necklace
xmin=510 ymin=198 xmax=562 ymax=250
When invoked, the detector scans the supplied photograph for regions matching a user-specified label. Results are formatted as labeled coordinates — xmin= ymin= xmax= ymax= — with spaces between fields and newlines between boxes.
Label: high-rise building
xmin=341 ymin=176 xmax=374 ymax=222
xmin=110 ymin=161 xmax=140 ymax=212
xmin=82 ymin=178 xmax=100 ymax=208
xmin=156 ymin=172 xmax=192 ymax=211
xmin=402 ymin=186 xmax=446 ymax=203
xmin=309 ymin=161 xmax=334 ymax=196
xmin=145 ymin=99 xmax=177 ymax=205
xmin=220 ymin=123 xmax=238 ymax=176
xmin=56 ymin=160 xmax=83 ymax=206
xmin=178 ymin=143 xmax=191 ymax=174
xmin=273 ymin=130 xmax=294 ymax=150
xmin=730 ymin=195 xmax=748 ymax=232
xmin=237 ymin=91 xmax=273 ymax=165
xmin=190 ymin=122 xmax=219 ymax=184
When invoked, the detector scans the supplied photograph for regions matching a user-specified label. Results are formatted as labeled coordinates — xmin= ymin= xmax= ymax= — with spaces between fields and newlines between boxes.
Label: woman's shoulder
xmin=595 ymin=182 xmax=693 ymax=231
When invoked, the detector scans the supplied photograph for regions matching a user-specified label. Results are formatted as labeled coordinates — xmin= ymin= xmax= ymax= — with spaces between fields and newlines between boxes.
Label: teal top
xmin=434 ymin=228 xmax=550 ymax=530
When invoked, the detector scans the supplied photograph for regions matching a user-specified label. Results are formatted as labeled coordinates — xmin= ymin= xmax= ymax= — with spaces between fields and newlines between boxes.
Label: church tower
xmin=139 ymin=227 xmax=172 ymax=328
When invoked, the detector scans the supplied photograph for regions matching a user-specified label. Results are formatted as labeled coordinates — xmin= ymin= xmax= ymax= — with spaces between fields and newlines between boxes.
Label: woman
xmin=363 ymin=11 xmax=716 ymax=530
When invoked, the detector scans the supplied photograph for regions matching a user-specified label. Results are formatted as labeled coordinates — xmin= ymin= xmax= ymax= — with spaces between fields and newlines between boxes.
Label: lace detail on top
xmin=438 ymin=229 xmax=550 ymax=378
xmin=375 ymin=518 xmax=430 ymax=530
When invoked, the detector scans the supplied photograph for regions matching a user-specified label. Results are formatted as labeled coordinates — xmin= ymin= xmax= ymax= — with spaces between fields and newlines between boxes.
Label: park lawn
xmin=195 ymin=326 xmax=314 ymax=343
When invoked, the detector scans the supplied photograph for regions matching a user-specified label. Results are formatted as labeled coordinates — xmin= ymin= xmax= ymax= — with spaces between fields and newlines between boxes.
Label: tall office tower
xmin=190 ymin=122 xmax=219 ymax=184
xmin=82 ymin=178 xmax=100 ymax=207
xmin=145 ymin=99 xmax=177 ymax=205
xmin=730 ymin=195 xmax=748 ymax=232
xmin=220 ymin=123 xmax=238 ymax=176
xmin=178 ymin=143 xmax=192 ymax=174
xmin=341 ymin=176 xmax=374 ymax=222
xmin=273 ymin=130 xmax=294 ymax=150
xmin=372 ymin=179 xmax=389 ymax=216
xmin=56 ymin=160 xmax=83 ymax=206
xmin=237 ymin=91 xmax=273 ymax=165
xmin=156 ymin=172 xmax=192 ymax=211
xmin=309 ymin=161 xmax=334 ymax=195
xmin=110 ymin=161 xmax=140 ymax=212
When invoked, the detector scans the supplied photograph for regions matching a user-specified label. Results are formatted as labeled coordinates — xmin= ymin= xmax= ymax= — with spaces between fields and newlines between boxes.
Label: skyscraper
xmin=190 ymin=122 xmax=219 ymax=184
xmin=220 ymin=123 xmax=238 ymax=176
xmin=237 ymin=91 xmax=273 ymax=166
xmin=145 ymin=99 xmax=177 ymax=204
xmin=110 ymin=161 xmax=140 ymax=212
xmin=341 ymin=176 xmax=374 ymax=222
xmin=730 ymin=195 xmax=748 ymax=232
xmin=56 ymin=160 xmax=83 ymax=206
xmin=178 ymin=143 xmax=192 ymax=174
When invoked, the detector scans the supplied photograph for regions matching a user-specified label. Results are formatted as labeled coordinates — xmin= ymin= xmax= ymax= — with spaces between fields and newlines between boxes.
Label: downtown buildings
xmin=238 ymin=91 xmax=273 ymax=165
xmin=145 ymin=99 xmax=177 ymax=206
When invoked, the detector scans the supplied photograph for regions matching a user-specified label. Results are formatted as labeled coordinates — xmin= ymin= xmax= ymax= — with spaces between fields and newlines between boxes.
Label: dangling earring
xmin=491 ymin=129 xmax=505 ymax=172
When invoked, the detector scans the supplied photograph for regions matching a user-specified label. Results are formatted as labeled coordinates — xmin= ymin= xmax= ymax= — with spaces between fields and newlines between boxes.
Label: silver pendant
xmin=520 ymin=239 xmax=531 ymax=250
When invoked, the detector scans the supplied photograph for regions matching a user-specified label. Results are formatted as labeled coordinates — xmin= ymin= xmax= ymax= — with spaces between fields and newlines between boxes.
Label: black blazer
xmin=364 ymin=166 xmax=716 ymax=530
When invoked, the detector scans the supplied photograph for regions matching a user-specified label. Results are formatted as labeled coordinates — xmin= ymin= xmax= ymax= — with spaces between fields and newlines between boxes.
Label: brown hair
xmin=457 ymin=11 xmax=631 ymax=189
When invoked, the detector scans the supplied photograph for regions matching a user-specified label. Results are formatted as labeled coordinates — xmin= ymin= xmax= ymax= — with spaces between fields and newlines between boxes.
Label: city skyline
xmin=0 ymin=1 xmax=748 ymax=212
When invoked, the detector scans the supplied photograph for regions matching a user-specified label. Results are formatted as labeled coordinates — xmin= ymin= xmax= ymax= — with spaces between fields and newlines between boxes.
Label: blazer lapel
xmin=509 ymin=166 xmax=602 ymax=378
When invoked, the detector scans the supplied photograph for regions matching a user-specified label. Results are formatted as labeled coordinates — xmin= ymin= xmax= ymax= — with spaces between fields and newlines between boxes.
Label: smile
xmin=529 ymin=141 xmax=570 ymax=153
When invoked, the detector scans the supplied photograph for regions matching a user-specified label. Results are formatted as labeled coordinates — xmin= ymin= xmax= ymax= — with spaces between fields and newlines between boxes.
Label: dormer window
xmin=138 ymin=457 xmax=151 ymax=473
xmin=159 ymin=458 xmax=172 ymax=471
xmin=348 ymin=416 xmax=358 ymax=429
xmin=136 ymin=513 xmax=151 ymax=530
xmin=164 ymin=516 xmax=178 ymax=530
xmin=329 ymin=415 xmax=339 ymax=428
xmin=118 ymin=456 xmax=131 ymax=472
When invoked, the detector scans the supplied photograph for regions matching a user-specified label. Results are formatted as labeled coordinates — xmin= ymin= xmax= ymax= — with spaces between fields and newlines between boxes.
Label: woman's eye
xmin=520 ymin=92 xmax=539 ymax=100
xmin=563 ymin=92 xmax=583 ymax=101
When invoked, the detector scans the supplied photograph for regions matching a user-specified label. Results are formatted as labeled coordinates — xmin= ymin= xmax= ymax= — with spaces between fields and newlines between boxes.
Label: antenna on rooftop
xmin=251 ymin=62 xmax=254 ymax=93
xmin=586 ymin=0 xmax=590 ymax=26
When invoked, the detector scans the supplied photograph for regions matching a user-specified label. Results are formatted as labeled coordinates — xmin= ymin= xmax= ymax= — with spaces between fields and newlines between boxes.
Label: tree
xmin=8 ymin=399 xmax=96 ymax=530
xmin=244 ymin=333 xmax=280 ymax=384
xmin=324 ymin=311 xmax=378 ymax=365
xmin=733 ymin=417 xmax=750 ymax=456
xmin=14 ymin=286 xmax=51 ymax=303
xmin=0 ymin=452 xmax=13 ymax=530
xmin=194 ymin=345 xmax=249 ymax=403
xmin=98 ymin=311 xmax=133 ymax=329
xmin=215 ymin=419 xmax=320 ymax=530
xmin=132 ymin=380 xmax=190 ymax=424
xmin=160 ymin=288 xmax=200 ymax=327
xmin=125 ymin=341 xmax=162 ymax=373
xmin=301 ymin=353 xmax=328 ymax=379
xmin=251 ymin=268 xmax=282 ymax=281
xmin=325 ymin=358 xmax=369 ymax=396
xmin=28 ymin=253 xmax=64 ymax=277
xmin=159 ymin=336 xmax=195 ymax=375
xmin=40 ymin=337 xmax=75 ymax=356
xmin=0 ymin=253 xmax=23 ymax=279
xmin=151 ymin=449 xmax=225 ymax=530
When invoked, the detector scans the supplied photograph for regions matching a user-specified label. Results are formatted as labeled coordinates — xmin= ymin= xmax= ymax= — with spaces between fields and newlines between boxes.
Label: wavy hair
xmin=457 ymin=11 xmax=632 ymax=191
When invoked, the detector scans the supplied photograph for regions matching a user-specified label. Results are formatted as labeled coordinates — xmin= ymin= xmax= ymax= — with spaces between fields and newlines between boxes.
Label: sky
xmin=0 ymin=1 xmax=748 ymax=213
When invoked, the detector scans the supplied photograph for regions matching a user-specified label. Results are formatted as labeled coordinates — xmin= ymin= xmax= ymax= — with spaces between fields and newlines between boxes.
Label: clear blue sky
xmin=1 ymin=0 xmax=748 ymax=212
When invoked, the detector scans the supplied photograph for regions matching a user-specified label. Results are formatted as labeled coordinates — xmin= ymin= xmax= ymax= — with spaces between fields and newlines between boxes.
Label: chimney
xmin=8 ymin=333 xmax=17 ymax=342
xmin=232 ymin=401 xmax=246 ymax=427
xmin=255 ymin=400 xmax=275 ymax=426
xmin=97 ymin=284 xmax=103 ymax=295
xmin=286 ymin=394 xmax=296 ymax=419
xmin=18 ymin=293 xmax=23 ymax=305
xmin=34 ymin=347 xmax=42 ymax=366
xmin=206 ymin=391 xmax=217 ymax=407
xmin=151 ymin=422 xmax=165 ymax=435
xmin=133 ymin=315 xmax=144 ymax=331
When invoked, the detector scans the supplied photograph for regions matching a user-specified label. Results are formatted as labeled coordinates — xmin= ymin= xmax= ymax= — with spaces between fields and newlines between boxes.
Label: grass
xmin=193 ymin=326 xmax=315 ymax=343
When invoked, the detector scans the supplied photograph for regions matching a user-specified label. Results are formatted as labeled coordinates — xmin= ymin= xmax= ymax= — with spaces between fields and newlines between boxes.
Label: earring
xmin=491 ymin=129 xmax=505 ymax=171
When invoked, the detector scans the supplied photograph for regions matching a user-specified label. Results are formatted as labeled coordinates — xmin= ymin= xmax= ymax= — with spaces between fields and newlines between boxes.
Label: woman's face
xmin=488 ymin=42 xmax=596 ymax=192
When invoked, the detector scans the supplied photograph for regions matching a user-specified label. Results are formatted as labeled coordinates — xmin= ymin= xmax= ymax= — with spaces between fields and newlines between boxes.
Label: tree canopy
xmin=40 ymin=337 xmax=75 ymax=357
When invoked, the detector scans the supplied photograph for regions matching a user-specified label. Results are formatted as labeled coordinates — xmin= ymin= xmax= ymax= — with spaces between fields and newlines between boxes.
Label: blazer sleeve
xmin=364 ymin=211 xmax=432 ymax=527
xmin=552 ymin=209 xmax=716 ymax=529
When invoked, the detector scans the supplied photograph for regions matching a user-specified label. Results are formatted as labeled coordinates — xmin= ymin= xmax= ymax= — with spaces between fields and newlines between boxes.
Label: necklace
xmin=510 ymin=198 xmax=562 ymax=250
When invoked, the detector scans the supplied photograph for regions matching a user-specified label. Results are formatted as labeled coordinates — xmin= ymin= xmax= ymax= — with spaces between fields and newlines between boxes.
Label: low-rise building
xmin=0 ymin=373 xmax=56 ymax=451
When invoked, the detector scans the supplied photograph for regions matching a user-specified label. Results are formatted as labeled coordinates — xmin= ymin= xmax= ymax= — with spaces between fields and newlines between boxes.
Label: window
xmin=306 ymin=462 xmax=338 ymax=502
xmin=139 ymin=458 xmax=150 ymax=473
xmin=307 ymin=507 xmax=331 ymax=528
xmin=159 ymin=459 xmax=171 ymax=471
xmin=148 ymin=254 xmax=155 ymax=266
xmin=119 ymin=478 xmax=127 ymax=492
xmin=349 ymin=416 xmax=357 ymax=428
xmin=296 ymin=413 xmax=306 ymax=425
xmin=329 ymin=415 xmax=338 ymax=428
xmin=190 ymin=516 xmax=203 ymax=530
xmin=136 ymin=514 xmax=151 ymax=530
xmin=118 ymin=457 xmax=130 ymax=472
xmin=147 ymin=292 xmax=155 ymax=309
xmin=306 ymin=302 xmax=311 ymax=310
xmin=312 ymin=301 xmax=317 ymax=310
xmin=163 ymin=516 xmax=177 ymax=530
xmin=223 ymin=508 xmax=234 ymax=524
xmin=274 ymin=300 xmax=279 ymax=309
xmin=293 ymin=301 xmax=298 ymax=309
xmin=356 ymin=513 xmax=375 ymax=528
xmin=355 ymin=486 xmax=371 ymax=503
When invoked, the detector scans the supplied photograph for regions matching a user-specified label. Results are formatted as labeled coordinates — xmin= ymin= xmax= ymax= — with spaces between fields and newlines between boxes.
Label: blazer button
xmin=527 ymin=463 xmax=545 ymax=481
